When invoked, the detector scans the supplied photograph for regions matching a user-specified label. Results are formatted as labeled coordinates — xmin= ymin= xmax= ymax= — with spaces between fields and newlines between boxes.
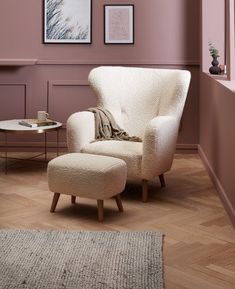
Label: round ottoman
xmin=47 ymin=153 xmax=127 ymax=221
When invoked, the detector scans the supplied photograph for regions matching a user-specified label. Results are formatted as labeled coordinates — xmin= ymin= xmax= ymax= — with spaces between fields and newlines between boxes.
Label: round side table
xmin=0 ymin=119 xmax=62 ymax=174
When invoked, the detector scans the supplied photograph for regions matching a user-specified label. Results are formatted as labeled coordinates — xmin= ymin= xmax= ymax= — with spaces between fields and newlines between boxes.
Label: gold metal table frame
xmin=0 ymin=120 xmax=62 ymax=174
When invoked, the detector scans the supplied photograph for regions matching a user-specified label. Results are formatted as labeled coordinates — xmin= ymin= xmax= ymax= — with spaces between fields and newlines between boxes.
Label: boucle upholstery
xmin=47 ymin=153 xmax=127 ymax=200
xmin=66 ymin=111 xmax=95 ymax=153
xmin=82 ymin=140 xmax=142 ymax=180
xmin=67 ymin=66 xmax=191 ymax=181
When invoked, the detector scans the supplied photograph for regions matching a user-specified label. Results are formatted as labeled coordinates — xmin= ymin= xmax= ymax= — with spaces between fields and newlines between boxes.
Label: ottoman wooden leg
xmin=159 ymin=174 xmax=166 ymax=188
xmin=50 ymin=193 xmax=60 ymax=213
xmin=115 ymin=194 xmax=123 ymax=212
xmin=71 ymin=196 xmax=76 ymax=204
xmin=142 ymin=179 xmax=148 ymax=202
xmin=97 ymin=200 xmax=104 ymax=222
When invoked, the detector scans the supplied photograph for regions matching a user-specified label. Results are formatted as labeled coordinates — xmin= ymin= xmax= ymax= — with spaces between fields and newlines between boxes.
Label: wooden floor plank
xmin=0 ymin=153 xmax=234 ymax=289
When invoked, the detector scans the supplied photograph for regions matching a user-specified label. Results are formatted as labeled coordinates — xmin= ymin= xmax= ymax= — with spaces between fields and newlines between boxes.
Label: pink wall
xmin=199 ymin=74 xmax=235 ymax=225
xmin=0 ymin=0 xmax=200 ymax=148
xmin=0 ymin=0 xmax=199 ymax=63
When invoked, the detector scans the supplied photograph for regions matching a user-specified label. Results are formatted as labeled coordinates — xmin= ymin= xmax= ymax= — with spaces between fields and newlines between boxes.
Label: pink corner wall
xmin=199 ymin=0 xmax=235 ymax=225
xmin=0 ymin=0 xmax=200 ymax=148
xmin=199 ymin=74 xmax=235 ymax=225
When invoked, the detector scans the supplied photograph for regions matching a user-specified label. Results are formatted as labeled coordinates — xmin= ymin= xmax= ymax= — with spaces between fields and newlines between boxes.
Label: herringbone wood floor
xmin=0 ymin=153 xmax=234 ymax=289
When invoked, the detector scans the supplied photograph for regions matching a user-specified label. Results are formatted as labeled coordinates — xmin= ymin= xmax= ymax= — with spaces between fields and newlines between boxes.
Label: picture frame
xmin=104 ymin=4 xmax=134 ymax=44
xmin=44 ymin=0 xmax=92 ymax=44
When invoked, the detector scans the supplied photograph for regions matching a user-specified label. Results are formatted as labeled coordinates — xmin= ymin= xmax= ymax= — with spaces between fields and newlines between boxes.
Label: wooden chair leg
xmin=50 ymin=193 xmax=60 ymax=213
xmin=71 ymin=195 xmax=76 ymax=204
xmin=159 ymin=174 xmax=166 ymax=187
xmin=97 ymin=200 xmax=104 ymax=222
xmin=142 ymin=179 xmax=148 ymax=202
xmin=115 ymin=194 xmax=124 ymax=212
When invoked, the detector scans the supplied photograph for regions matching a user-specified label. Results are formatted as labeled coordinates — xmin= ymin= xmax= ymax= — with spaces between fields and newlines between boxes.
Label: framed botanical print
xmin=44 ymin=0 xmax=92 ymax=43
xmin=104 ymin=4 xmax=134 ymax=44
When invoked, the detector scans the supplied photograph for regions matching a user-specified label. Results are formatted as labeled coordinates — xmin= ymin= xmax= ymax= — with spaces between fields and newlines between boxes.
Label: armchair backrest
xmin=88 ymin=66 xmax=191 ymax=138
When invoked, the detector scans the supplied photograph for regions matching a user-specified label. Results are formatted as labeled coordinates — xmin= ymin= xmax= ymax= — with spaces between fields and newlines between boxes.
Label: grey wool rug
xmin=0 ymin=230 xmax=164 ymax=289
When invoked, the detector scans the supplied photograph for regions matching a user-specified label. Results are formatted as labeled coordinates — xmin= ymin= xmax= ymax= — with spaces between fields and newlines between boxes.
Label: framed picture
xmin=104 ymin=4 xmax=134 ymax=44
xmin=44 ymin=0 xmax=92 ymax=44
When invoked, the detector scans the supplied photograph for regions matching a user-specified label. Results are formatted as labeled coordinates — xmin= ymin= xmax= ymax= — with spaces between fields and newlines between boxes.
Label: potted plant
xmin=208 ymin=41 xmax=221 ymax=75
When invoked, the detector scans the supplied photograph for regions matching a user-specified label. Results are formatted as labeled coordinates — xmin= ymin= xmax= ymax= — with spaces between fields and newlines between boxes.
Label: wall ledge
xmin=203 ymin=72 xmax=235 ymax=93
xmin=37 ymin=59 xmax=200 ymax=66
xmin=0 ymin=59 xmax=37 ymax=66
xmin=198 ymin=144 xmax=235 ymax=227
xmin=218 ymin=79 xmax=235 ymax=92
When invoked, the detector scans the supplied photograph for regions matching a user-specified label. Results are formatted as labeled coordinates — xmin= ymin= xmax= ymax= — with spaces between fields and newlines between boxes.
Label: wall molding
xmin=198 ymin=145 xmax=235 ymax=227
xmin=37 ymin=59 xmax=200 ymax=66
xmin=0 ymin=83 xmax=31 ymax=118
xmin=176 ymin=144 xmax=198 ymax=151
xmin=48 ymin=80 xmax=89 ymax=87
xmin=0 ymin=59 xmax=37 ymax=66
xmin=0 ymin=141 xmax=67 ymax=149
xmin=0 ymin=142 xmax=197 ymax=150
xmin=47 ymin=80 xmax=90 ymax=126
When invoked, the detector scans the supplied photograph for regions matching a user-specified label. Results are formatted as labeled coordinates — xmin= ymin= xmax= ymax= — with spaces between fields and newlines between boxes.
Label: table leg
xmin=44 ymin=132 xmax=47 ymax=161
xmin=56 ymin=128 xmax=59 ymax=157
xmin=5 ymin=132 xmax=8 ymax=174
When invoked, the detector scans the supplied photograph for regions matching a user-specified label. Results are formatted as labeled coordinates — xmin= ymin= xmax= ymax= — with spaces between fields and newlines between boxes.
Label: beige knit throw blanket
xmin=87 ymin=107 xmax=142 ymax=142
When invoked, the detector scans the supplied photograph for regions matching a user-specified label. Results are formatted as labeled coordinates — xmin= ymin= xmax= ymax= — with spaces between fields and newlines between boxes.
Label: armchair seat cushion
xmin=82 ymin=140 xmax=142 ymax=180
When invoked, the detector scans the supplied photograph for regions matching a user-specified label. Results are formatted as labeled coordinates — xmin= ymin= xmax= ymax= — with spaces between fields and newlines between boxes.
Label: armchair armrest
xmin=67 ymin=111 xmax=95 ymax=152
xmin=142 ymin=116 xmax=179 ymax=180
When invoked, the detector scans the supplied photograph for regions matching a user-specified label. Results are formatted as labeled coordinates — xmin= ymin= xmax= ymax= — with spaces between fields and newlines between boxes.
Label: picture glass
xmin=44 ymin=0 xmax=91 ymax=43
xmin=105 ymin=5 xmax=134 ymax=44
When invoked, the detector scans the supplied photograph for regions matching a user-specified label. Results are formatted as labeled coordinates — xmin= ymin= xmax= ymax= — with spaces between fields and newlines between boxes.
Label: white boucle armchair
xmin=67 ymin=66 xmax=191 ymax=202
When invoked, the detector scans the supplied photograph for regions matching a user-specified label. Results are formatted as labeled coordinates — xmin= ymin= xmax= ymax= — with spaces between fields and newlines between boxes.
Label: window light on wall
xmin=201 ymin=0 xmax=235 ymax=81
xmin=225 ymin=0 xmax=235 ymax=80
xmin=201 ymin=0 xmax=226 ymax=76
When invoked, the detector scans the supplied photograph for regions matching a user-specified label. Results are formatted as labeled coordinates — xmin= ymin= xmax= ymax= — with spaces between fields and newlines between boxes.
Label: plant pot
xmin=209 ymin=56 xmax=221 ymax=75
